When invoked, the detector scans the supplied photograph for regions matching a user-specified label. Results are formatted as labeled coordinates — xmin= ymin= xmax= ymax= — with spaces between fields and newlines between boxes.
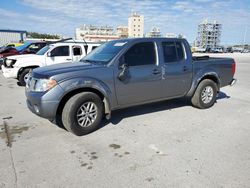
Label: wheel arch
xmin=17 ymin=66 xmax=40 ymax=79
xmin=56 ymin=87 xmax=111 ymax=121
xmin=186 ymin=72 xmax=221 ymax=97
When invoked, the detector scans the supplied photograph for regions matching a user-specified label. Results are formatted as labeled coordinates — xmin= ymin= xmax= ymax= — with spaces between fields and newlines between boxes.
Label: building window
xmin=138 ymin=29 xmax=140 ymax=31
xmin=138 ymin=25 xmax=140 ymax=27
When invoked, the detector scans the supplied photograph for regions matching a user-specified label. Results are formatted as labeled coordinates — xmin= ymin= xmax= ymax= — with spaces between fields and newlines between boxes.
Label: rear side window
xmin=73 ymin=46 xmax=82 ymax=56
xmin=124 ymin=42 xmax=156 ymax=66
xmin=91 ymin=46 xmax=98 ymax=51
xmin=50 ymin=46 xmax=69 ymax=56
xmin=162 ymin=42 xmax=185 ymax=63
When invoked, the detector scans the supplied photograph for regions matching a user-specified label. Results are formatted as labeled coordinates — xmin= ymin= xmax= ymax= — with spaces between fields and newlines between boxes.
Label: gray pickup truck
xmin=25 ymin=38 xmax=236 ymax=136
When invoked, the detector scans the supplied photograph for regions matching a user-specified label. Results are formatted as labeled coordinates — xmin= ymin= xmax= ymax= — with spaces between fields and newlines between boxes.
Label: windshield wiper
xmin=81 ymin=59 xmax=97 ymax=64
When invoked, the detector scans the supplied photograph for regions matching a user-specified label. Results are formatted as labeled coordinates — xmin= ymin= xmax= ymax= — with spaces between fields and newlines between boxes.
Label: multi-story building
xmin=196 ymin=19 xmax=222 ymax=49
xmin=116 ymin=26 xmax=128 ymax=38
xmin=128 ymin=12 xmax=144 ymax=38
xmin=0 ymin=29 xmax=27 ymax=46
xmin=75 ymin=24 xmax=119 ymax=42
xmin=166 ymin=33 xmax=177 ymax=38
xmin=147 ymin=27 xmax=161 ymax=38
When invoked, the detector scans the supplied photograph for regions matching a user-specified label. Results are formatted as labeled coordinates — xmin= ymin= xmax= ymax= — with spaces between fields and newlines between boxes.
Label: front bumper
xmin=0 ymin=59 xmax=3 ymax=70
xmin=25 ymin=85 xmax=64 ymax=120
xmin=1 ymin=65 xmax=19 ymax=79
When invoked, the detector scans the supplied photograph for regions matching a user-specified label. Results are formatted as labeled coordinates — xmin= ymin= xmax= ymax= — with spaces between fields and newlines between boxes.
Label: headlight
xmin=33 ymin=78 xmax=57 ymax=92
xmin=5 ymin=59 xmax=16 ymax=67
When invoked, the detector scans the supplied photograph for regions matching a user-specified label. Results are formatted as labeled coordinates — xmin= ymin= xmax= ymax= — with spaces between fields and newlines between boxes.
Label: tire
xmin=19 ymin=68 xmax=31 ymax=86
xmin=62 ymin=92 xmax=104 ymax=136
xmin=191 ymin=79 xmax=218 ymax=109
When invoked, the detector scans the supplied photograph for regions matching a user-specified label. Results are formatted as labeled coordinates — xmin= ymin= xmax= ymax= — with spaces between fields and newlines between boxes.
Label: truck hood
xmin=32 ymin=62 xmax=106 ymax=79
xmin=10 ymin=54 xmax=44 ymax=67
xmin=7 ymin=54 xmax=39 ymax=60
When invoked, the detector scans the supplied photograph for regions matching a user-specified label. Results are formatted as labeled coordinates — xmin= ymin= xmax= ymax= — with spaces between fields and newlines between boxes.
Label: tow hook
xmin=230 ymin=78 xmax=237 ymax=86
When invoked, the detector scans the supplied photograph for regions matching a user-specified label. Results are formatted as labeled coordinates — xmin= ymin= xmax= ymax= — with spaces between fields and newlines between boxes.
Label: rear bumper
xmin=230 ymin=78 xmax=237 ymax=86
xmin=1 ymin=65 xmax=19 ymax=79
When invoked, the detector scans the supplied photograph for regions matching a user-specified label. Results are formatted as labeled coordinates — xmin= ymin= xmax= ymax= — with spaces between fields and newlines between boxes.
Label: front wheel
xmin=62 ymin=92 xmax=104 ymax=136
xmin=191 ymin=79 xmax=218 ymax=109
xmin=19 ymin=68 xmax=31 ymax=86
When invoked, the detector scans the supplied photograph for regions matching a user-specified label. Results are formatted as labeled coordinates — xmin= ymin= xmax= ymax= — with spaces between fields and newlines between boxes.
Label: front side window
xmin=50 ymin=46 xmax=69 ymax=56
xmin=123 ymin=42 xmax=156 ymax=66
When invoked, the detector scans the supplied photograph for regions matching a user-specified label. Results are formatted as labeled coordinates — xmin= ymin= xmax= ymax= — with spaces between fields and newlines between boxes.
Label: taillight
xmin=232 ymin=60 xmax=236 ymax=76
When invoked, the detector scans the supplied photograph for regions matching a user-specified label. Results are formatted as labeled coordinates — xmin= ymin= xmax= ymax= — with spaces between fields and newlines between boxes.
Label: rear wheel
xmin=62 ymin=92 xmax=104 ymax=136
xmin=19 ymin=68 xmax=31 ymax=86
xmin=191 ymin=79 xmax=218 ymax=109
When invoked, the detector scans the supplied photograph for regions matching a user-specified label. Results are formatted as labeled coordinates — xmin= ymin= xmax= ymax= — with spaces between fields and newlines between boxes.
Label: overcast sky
xmin=0 ymin=0 xmax=249 ymax=45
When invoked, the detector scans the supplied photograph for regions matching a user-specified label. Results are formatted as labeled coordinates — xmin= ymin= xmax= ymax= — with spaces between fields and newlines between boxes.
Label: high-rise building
xmin=128 ymin=12 xmax=144 ymax=38
xmin=116 ymin=26 xmax=128 ymax=38
xmin=196 ymin=19 xmax=222 ymax=49
xmin=147 ymin=27 xmax=161 ymax=38
xmin=75 ymin=24 xmax=119 ymax=42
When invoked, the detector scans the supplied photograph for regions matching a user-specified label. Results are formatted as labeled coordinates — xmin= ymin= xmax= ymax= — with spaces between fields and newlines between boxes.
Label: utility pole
xmin=242 ymin=26 xmax=248 ymax=51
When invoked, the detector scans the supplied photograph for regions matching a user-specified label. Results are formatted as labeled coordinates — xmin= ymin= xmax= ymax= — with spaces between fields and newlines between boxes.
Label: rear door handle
xmin=152 ymin=69 xmax=161 ymax=75
xmin=183 ymin=66 xmax=188 ymax=72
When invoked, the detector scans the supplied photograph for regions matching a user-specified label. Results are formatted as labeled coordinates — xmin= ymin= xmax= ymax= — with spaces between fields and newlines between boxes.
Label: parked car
xmin=0 ymin=41 xmax=47 ymax=69
xmin=241 ymin=49 xmax=250 ymax=53
xmin=0 ymin=42 xmax=23 ymax=49
xmin=25 ymin=38 xmax=236 ymax=136
xmin=210 ymin=47 xmax=223 ymax=53
xmin=1 ymin=41 xmax=101 ymax=85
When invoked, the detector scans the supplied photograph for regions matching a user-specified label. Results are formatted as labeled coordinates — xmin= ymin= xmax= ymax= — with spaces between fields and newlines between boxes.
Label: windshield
xmin=81 ymin=40 xmax=128 ymax=64
xmin=15 ymin=42 xmax=31 ymax=52
xmin=36 ymin=45 xmax=50 ymax=55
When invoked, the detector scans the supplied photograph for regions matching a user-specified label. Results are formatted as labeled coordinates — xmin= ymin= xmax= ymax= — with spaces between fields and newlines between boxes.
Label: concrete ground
xmin=0 ymin=53 xmax=249 ymax=188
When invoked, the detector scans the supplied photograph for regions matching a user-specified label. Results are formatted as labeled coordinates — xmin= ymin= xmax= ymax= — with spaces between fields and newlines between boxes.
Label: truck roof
xmin=109 ymin=37 xmax=187 ymax=43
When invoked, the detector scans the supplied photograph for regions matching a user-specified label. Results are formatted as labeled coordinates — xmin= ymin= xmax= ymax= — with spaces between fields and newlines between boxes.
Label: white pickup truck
xmin=1 ymin=42 xmax=101 ymax=85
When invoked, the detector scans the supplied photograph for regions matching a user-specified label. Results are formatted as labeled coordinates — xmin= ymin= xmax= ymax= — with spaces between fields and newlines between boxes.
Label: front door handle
xmin=152 ymin=69 xmax=161 ymax=75
xmin=66 ymin=58 xmax=72 ymax=61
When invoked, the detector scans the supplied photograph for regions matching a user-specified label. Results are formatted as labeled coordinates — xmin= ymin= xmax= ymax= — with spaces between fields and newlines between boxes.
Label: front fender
xmin=186 ymin=68 xmax=221 ymax=97
xmin=58 ymin=77 xmax=113 ymax=115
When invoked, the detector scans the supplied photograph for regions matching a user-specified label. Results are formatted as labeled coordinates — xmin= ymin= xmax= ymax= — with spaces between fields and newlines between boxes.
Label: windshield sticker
xmin=114 ymin=42 xmax=127 ymax=47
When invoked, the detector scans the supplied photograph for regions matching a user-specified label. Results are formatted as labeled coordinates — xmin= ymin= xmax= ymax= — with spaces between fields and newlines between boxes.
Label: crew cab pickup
xmin=25 ymin=38 xmax=236 ymax=136
xmin=1 ymin=42 xmax=101 ymax=86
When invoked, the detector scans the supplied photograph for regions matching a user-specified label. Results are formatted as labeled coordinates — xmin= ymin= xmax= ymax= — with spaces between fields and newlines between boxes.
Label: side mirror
xmin=47 ymin=52 xmax=51 ymax=57
xmin=118 ymin=63 xmax=129 ymax=82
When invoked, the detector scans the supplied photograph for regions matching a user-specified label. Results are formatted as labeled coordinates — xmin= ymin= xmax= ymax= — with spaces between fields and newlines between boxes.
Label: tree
xmin=27 ymin=32 xmax=60 ymax=39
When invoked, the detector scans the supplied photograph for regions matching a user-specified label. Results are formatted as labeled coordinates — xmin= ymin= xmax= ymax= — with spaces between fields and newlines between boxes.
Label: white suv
xmin=1 ymin=42 xmax=101 ymax=85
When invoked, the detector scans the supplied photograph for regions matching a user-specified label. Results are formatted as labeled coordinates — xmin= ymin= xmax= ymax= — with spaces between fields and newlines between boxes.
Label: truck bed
xmin=192 ymin=56 xmax=235 ymax=88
